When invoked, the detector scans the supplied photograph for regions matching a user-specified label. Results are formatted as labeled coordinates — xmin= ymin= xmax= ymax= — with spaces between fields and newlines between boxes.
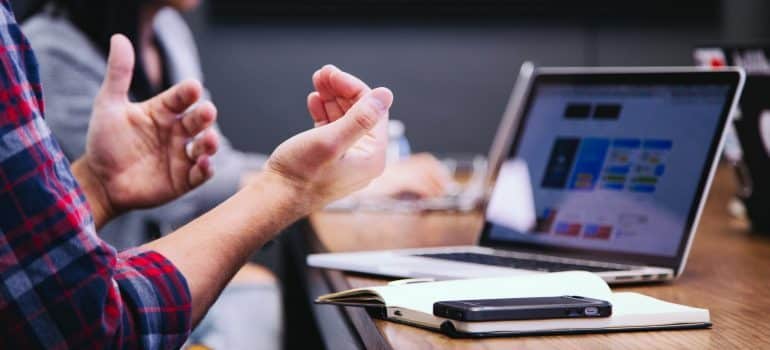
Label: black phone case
xmin=433 ymin=296 xmax=612 ymax=322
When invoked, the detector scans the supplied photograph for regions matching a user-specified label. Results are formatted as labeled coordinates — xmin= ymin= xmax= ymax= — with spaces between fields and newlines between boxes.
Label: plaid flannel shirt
xmin=0 ymin=2 xmax=192 ymax=348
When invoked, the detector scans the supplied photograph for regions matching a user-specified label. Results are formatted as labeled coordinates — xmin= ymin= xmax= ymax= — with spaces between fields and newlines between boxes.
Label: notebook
xmin=315 ymin=271 xmax=710 ymax=337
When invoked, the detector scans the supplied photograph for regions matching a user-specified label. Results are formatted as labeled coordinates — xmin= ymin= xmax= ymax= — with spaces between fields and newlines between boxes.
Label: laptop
xmin=308 ymin=65 xmax=745 ymax=284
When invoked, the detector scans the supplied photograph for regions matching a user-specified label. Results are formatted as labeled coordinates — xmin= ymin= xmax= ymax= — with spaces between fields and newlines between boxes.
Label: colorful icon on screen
xmin=583 ymin=224 xmax=613 ymax=240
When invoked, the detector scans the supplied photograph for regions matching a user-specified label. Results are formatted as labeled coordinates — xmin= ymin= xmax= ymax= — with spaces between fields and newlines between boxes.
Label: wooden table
xmin=305 ymin=166 xmax=770 ymax=349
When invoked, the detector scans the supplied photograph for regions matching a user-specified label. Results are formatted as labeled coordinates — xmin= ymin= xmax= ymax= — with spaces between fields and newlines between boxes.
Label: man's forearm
xmin=142 ymin=170 xmax=307 ymax=325
xmin=71 ymin=158 xmax=115 ymax=230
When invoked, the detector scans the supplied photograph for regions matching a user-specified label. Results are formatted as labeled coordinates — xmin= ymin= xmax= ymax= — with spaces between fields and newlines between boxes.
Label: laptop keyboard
xmin=415 ymin=252 xmax=630 ymax=273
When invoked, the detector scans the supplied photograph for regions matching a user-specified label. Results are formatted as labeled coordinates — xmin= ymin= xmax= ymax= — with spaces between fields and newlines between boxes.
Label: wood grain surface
xmin=310 ymin=166 xmax=770 ymax=349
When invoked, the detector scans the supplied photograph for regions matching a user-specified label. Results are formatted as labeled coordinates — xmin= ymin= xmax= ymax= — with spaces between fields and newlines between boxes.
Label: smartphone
xmin=433 ymin=296 xmax=612 ymax=322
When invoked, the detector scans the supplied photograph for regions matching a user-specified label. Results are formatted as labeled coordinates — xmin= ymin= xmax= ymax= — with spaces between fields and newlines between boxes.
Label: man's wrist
xmin=71 ymin=158 xmax=116 ymax=229
xmin=248 ymin=169 xmax=314 ymax=220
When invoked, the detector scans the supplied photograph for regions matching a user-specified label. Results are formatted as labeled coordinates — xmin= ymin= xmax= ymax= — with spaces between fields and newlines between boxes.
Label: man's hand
xmin=264 ymin=65 xmax=393 ymax=212
xmin=307 ymin=66 xmax=451 ymax=200
xmin=72 ymin=35 xmax=219 ymax=228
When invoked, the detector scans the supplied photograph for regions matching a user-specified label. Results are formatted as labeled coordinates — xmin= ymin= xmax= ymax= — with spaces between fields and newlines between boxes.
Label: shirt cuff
xmin=114 ymin=249 xmax=192 ymax=348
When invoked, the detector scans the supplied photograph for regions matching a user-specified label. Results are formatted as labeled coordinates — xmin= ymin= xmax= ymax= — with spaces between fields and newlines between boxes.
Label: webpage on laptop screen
xmin=487 ymin=83 xmax=730 ymax=257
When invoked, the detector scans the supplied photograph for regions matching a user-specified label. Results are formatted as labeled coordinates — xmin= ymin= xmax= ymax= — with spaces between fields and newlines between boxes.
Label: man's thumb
xmin=325 ymin=87 xmax=393 ymax=152
xmin=100 ymin=34 xmax=135 ymax=99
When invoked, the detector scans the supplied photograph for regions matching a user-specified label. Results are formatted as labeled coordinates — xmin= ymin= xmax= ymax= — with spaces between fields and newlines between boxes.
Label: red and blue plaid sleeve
xmin=0 ymin=2 xmax=192 ymax=349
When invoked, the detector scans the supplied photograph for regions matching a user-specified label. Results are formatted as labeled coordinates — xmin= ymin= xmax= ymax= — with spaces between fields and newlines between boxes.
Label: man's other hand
xmin=74 ymin=34 xmax=219 ymax=226
xmin=265 ymin=66 xmax=393 ymax=212
xmin=307 ymin=66 xmax=450 ymax=200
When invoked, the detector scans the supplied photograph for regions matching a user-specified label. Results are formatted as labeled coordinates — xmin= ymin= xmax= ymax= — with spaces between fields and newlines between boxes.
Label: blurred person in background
xmin=21 ymin=0 xmax=450 ymax=349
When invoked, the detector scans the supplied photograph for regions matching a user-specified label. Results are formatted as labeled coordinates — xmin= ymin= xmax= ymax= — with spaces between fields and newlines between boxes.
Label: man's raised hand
xmin=307 ymin=65 xmax=371 ymax=126
xmin=74 ymin=34 xmax=219 ymax=226
xmin=265 ymin=67 xmax=392 ymax=211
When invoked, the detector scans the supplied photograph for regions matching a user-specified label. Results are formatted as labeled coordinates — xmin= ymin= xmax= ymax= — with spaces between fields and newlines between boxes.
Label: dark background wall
xmin=13 ymin=0 xmax=770 ymax=156
xmin=187 ymin=0 xmax=769 ymax=156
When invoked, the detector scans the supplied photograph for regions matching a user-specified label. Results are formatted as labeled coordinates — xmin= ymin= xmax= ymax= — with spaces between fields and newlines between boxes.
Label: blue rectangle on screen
xmin=554 ymin=222 xmax=569 ymax=234
xmin=630 ymin=185 xmax=656 ymax=193
xmin=602 ymin=183 xmax=625 ymax=190
xmin=606 ymin=165 xmax=631 ymax=174
xmin=612 ymin=139 xmax=641 ymax=148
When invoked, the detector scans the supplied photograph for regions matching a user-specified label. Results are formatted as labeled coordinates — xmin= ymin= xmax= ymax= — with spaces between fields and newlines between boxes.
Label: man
xmin=0 ymin=1 xmax=393 ymax=348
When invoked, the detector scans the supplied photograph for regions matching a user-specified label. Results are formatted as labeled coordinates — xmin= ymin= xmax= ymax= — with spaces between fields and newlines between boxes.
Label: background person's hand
xmin=73 ymin=35 xmax=219 ymax=226
xmin=265 ymin=67 xmax=393 ymax=211
xmin=357 ymin=153 xmax=453 ymax=199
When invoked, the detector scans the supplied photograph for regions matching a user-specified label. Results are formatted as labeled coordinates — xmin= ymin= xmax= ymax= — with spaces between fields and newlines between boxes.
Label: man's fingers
xmin=189 ymin=155 xmax=213 ymax=188
xmin=329 ymin=68 xmax=370 ymax=100
xmin=314 ymin=67 xmax=345 ymax=120
xmin=312 ymin=65 xmax=371 ymax=122
xmin=307 ymin=92 xmax=329 ymax=126
xmin=322 ymin=87 xmax=393 ymax=155
xmin=323 ymin=99 xmax=346 ymax=122
xmin=100 ymin=34 xmax=135 ymax=99
xmin=181 ymin=101 xmax=217 ymax=136
xmin=314 ymin=65 xmax=370 ymax=100
xmin=186 ymin=129 xmax=219 ymax=160
xmin=337 ymin=96 xmax=355 ymax=111
xmin=313 ymin=65 xmax=336 ymax=100
xmin=144 ymin=79 xmax=203 ymax=122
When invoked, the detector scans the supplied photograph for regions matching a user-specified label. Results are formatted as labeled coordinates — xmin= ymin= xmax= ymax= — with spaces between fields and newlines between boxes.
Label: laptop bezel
xmin=477 ymin=66 xmax=745 ymax=274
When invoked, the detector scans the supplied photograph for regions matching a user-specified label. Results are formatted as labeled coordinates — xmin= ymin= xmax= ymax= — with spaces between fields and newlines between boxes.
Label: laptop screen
xmin=482 ymin=71 xmax=740 ymax=267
